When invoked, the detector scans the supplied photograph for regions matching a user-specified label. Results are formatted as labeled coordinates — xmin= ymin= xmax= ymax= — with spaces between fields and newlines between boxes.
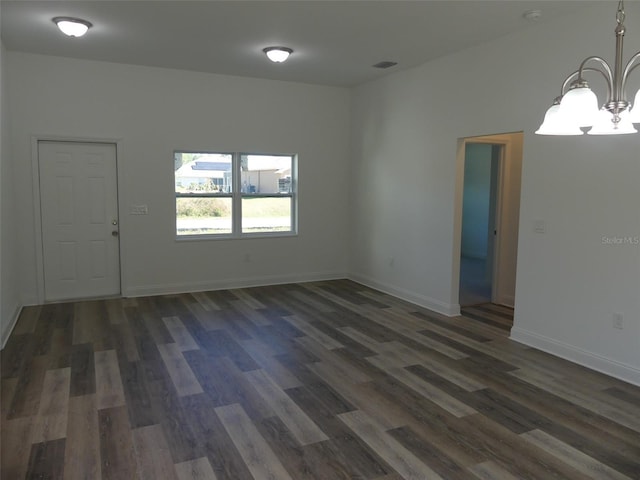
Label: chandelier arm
xmin=577 ymin=56 xmax=614 ymax=87
xmin=560 ymin=66 xmax=613 ymax=99
xmin=621 ymin=51 xmax=640 ymax=90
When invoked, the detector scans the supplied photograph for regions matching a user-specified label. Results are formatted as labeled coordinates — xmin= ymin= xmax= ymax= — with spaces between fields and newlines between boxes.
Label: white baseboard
xmin=122 ymin=271 xmax=347 ymax=298
xmin=1 ymin=304 xmax=23 ymax=350
xmin=348 ymin=273 xmax=460 ymax=317
xmin=510 ymin=327 xmax=640 ymax=387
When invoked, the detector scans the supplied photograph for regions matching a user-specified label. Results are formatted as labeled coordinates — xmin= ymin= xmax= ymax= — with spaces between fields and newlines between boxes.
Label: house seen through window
xmin=175 ymin=152 xmax=296 ymax=237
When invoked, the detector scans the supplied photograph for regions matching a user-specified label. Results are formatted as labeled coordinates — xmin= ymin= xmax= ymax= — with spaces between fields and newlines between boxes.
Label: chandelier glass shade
xmin=536 ymin=1 xmax=640 ymax=135
xmin=629 ymin=89 xmax=640 ymax=122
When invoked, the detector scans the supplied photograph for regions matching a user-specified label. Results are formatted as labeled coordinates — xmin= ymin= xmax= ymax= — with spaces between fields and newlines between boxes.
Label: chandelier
xmin=536 ymin=1 xmax=640 ymax=135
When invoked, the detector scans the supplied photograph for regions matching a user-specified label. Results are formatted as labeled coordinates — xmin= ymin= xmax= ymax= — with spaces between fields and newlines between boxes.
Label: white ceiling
xmin=1 ymin=1 xmax=598 ymax=87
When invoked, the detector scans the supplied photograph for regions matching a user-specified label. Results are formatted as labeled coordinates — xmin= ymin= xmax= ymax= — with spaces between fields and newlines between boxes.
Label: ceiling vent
xmin=372 ymin=61 xmax=398 ymax=69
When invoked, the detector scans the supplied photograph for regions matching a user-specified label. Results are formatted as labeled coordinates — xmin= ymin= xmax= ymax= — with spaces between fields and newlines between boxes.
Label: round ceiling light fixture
xmin=52 ymin=17 xmax=93 ymax=37
xmin=263 ymin=47 xmax=293 ymax=63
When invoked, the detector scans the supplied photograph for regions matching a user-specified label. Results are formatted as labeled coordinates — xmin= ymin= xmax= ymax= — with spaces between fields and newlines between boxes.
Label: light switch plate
xmin=130 ymin=205 xmax=148 ymax=215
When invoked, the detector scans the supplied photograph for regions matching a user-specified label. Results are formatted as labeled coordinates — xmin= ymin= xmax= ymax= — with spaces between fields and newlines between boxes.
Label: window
xmin=175 ymin=151 xmax=296 ymax=238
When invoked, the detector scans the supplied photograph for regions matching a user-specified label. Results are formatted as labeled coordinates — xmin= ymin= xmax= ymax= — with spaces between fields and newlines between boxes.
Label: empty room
xmin=1 ymin=1 xmax=639 ymax=479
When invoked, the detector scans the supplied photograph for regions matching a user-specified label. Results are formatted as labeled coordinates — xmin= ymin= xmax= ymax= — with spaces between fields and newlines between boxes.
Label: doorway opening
xmin=453 ymin=132 xmax=523 ymax=328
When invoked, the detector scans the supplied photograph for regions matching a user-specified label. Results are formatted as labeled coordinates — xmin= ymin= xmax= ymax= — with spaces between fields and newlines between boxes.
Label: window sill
xmin=175 ymin=231 xmax=298 ymax=242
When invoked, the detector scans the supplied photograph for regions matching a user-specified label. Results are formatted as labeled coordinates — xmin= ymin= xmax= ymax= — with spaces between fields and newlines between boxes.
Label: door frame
xmin=31 ymin=135 xmax=125 ymax=304
xmin=452 ymin=133 xmax=515 ymax=309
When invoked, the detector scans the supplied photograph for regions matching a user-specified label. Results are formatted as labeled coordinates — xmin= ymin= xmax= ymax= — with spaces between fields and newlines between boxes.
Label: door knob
xmin=112 ymin=230 xmax=119 ymax=237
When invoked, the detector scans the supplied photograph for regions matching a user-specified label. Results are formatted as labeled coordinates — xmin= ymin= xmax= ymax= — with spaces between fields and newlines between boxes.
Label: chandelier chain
xmin=617 ymin=0 xmax=625 ymax=25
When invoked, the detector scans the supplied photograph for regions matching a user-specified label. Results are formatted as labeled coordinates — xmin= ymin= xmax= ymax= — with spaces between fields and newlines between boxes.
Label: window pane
xmin=175 ymin=152 xmax=233 ymax=194
xmin=176 ymin=197 xmax=232 ymax=236
xmin=242 ymin=197 xmax=292 ymax=233
xmin=240 ymin=154 xmax=292 ymax=194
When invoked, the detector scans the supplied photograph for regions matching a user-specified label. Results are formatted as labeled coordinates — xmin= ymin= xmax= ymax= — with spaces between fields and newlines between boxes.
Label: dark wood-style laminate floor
xmin=2 ymin=280 xmax=639 ymax=480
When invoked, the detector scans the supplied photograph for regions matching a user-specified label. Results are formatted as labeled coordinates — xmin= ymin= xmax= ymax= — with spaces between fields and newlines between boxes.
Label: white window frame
xmin=175 ymin=151 xmax=297 ymax=240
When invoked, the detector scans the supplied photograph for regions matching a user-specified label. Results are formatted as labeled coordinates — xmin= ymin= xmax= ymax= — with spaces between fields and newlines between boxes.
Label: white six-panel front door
xmin=38 ymin=141 xmax=120 ymax=301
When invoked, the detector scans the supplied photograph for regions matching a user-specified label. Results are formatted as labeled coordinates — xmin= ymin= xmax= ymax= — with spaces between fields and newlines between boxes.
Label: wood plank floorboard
xmin=244 ymin=369 xmax=330 ymax=446
xmin=25 ymin=437 xmax=66 ymax=480
xmin=132 ymin=423 xmax=179 ymax=480
xmin=30 ymin=367 xmax=71 ymax=443
xmin=2 ymin=280 xmax=639 ymax=479
xmin=468 ymin=460 xmax=522 ymax=480
xmin=460 ymin=307 xmax=512 ymax=332
xmin=339 ymin=409 xmax=444 ymax=480
xmin=178 ymin=393 xmax=253 ymax=480
xmin=64 ymin=393 xmax=101 ymax=480
xmin=174 ymin=456 xmax=218 ymax=480
xmin=98 ymin=406 xmax=139 ymax=479
xmin=215 ymin=403 xmax=294 ymax=480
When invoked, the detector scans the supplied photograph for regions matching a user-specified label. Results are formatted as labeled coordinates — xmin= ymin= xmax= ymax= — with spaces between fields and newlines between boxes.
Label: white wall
xmin=8 ymin=53 xmax=351 ymax=302
xmin=1 ymin=33 xmax=22 ymax=346
xmin=350 ymin=4 xmax=640 ymax=385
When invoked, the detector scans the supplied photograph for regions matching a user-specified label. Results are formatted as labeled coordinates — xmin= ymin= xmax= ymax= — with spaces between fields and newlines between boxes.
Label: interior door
xmin=38 ymin=141 xmax=120 ymax=301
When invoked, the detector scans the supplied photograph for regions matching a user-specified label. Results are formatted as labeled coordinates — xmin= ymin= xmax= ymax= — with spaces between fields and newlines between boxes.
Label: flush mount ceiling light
xmin=536 ymin=1 xmax=640 ymax=136
xmin=263 ymin=47 xmax=293 ymax=63
xmin=52 ymin=16 xmax=92 ymax=38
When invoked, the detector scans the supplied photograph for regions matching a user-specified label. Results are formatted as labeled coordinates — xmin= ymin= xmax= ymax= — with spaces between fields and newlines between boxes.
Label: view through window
xmin=175 ymin=152 xmax=296 ymax=237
